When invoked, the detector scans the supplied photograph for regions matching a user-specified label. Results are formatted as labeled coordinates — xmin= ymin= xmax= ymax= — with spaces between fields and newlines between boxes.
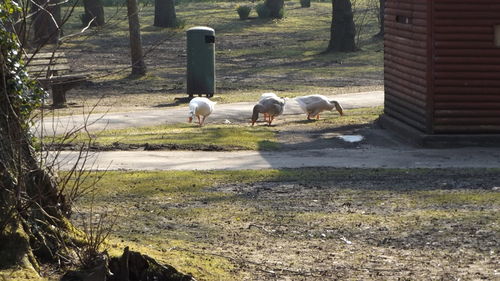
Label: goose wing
xmin=189 ymin=97 xmax=215 ymax=117
xmin=295 ymin=95 xmax=328 ymax=113
xmin=260 ymin=92 xmax=278 ymax=101
xmin=260 ymin=97 xmax=285 ymax=116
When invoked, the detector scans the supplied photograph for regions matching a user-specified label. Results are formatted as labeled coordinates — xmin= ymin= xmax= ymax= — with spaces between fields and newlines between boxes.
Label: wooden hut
xmin=381 ymin=0 xmax=500 ymax=146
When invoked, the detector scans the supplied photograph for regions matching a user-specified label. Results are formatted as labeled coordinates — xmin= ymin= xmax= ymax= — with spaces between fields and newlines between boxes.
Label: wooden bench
xmin=26 ymin=52 xmax=87 ymax=107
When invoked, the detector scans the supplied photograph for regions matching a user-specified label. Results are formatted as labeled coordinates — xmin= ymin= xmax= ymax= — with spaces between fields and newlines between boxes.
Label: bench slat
xmin=28 ymin=58 xmax=68 ymax=66
xmin=26 ymin=52 xmax=66 ymax=59
xmin=26 ymin=52 xmax=88 ymax=106
xmin=28 ymin=64 xmax=71 ymax=72
xmin=38 ymin=74 xmax=87 ymax=83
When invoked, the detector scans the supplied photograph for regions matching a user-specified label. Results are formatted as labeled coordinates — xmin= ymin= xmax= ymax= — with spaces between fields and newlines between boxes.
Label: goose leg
xmin=263 ymin=113 xmax=269 ymax=122
xmin=268 ymin=116 xmax=274 ymax=126
xmin=197 ymin=116 xmax=201 ymax=125
xmin=201 ymin=116 xmax=206 ymax=126
xmin=310 ymin=109 xmax=321 ymax=120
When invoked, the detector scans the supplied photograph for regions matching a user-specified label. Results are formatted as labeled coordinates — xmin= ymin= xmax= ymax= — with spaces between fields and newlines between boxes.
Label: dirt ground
xmin=51 ymin=3 xmax=383 ymax=114
xmin=275 ymin=117 xmax=403 ymax=151
xmin=81 ymin=169 xmax=499 ymax=280
xmin=207 ymin=177 xmax=499 ymax=280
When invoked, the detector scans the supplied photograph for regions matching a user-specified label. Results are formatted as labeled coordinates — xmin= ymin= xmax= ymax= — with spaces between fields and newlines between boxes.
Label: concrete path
xmin=38 ymin=90 xmax=500 ymax=171
xmin=53 ymin=147 xmax=500 ymax=171
xmin=36 ymin=91 xmax=384 ymax=136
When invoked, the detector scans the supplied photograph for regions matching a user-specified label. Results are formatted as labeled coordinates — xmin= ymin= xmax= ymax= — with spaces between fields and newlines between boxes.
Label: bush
xmin=300 ymin=0 xmax=311 ymax=8
xmin=175 ymin=18 xmax=186 ymax=29
xmin=256 ymin=3 xmax=271 ymax=19
xmin=236 ymin=5 xmax=251 ymax=20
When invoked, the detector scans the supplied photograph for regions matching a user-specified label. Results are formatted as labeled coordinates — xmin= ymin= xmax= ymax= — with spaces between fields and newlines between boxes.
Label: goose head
xmin=251 ymin=104 xmax=262 ymax=126
xmin=188 ymin=108 xmax=195 ymax=123
xmin=330 ymin=100 xmax=344 ymax=116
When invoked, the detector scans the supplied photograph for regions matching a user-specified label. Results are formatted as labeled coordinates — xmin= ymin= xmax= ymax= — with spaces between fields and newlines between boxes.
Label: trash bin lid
xmin=187 ymin=26 xmax=215 ymax=33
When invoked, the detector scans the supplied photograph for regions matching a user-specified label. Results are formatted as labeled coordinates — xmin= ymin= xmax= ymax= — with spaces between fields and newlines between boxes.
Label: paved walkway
xmin=54 ymin=147 xmax=500 ymax=171
xmin=36 ymin=91 xmax=384 ymax=136
xmin=39 ymin=91 xmax=500 ymax=171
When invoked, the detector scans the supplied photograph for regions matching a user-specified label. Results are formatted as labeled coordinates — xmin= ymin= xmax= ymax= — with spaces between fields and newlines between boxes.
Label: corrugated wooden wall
xmin=432 ymin=0 xmax=500 ymax=133
xmin=384 ymin=0 xmax=430 ymax=132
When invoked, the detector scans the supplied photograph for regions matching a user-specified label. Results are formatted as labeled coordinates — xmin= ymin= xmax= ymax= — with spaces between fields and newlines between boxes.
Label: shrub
xmin=236 ymin=5 xmax=251 ymax=20
xmin=175 ymin=18 xmax=186 ymax=29
xmin=300 ymin=0 xmax=311 ymax=8
xmin=256 ymin=3 xmax=271 ymax=19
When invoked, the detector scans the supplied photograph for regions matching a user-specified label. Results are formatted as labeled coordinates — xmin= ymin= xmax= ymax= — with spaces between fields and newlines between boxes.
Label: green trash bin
xmin=187 ymin=26 xmax=215 ymax=97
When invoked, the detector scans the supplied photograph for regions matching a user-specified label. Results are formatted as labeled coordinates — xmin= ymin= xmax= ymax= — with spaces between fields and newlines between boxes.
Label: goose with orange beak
xmin=188 ymin=97 xmax=216 ymax=126
xmin=251 ymin=95 xmax=286 ymax=126
xmin=295 ymin=95 xmax=343 ymax=120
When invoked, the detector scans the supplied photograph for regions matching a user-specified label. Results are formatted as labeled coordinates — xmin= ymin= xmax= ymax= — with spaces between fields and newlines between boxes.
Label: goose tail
xmin=294 ymin=97 xmax=309 ymax=113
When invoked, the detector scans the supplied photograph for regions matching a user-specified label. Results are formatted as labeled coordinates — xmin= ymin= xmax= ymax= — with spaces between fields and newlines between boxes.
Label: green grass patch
xmin=82 ymin=169 xmax=287 ymax=198
xmin=308 ymin=106 xmax=383 ymax=127
xmin=416 ymin=190 xmax=500 ymax=206
xmin=42 ymin=107 xmax=383 ymax=151
xmin=49 ymin=123 xmax=279 ymax=151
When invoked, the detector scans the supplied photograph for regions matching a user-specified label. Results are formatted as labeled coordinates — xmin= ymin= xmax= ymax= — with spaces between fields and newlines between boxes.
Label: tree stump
xmin=108 ymin=247 xmax=196 ymax=281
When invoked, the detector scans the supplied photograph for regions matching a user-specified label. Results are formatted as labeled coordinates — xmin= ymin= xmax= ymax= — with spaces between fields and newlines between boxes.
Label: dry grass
xmin=72 ymin=168 xmax=500 ymax=280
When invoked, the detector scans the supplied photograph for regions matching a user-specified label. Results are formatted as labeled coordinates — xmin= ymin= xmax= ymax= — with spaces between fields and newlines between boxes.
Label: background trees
xmin=377 ymin=0 xmax=385 ymax=37
xmin=82 ymin=0 xmax=105 ymax=27
xmin=31 ymin=0 xmax=62 ymax=46
xmin=327 ymin=0 xmax=356 ymax=52
xmin=154 ymin=0 xmax=177 ymax=28
xmin=127 ymin=0 xmax=147 ymax=76
xmin=266 ymin=0 xmax=284 ymax=19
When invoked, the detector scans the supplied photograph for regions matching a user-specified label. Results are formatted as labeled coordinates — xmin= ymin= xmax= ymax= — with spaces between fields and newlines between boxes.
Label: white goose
xmin=188 ymin=97 xmax=216 ymax=126
xmin=252 ymin=95 xmax=286 ymax=126
xmin=294 ymin=95 xmax=343 ymax=120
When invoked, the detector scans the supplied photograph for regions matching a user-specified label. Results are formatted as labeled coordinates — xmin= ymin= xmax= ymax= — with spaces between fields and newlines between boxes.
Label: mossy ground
xmin=70 ymin=168 xmax=500 ymax=280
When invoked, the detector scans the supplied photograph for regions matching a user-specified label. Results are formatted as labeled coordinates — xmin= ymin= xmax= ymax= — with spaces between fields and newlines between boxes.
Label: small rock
xmin=340 ymin=236 xmax=352 ymax=244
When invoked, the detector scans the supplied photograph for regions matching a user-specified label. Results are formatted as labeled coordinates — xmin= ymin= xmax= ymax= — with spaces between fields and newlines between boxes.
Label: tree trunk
xmin=154 ymin=0 xmax=177 ymax=28
xmin=83 ymin=0 xmax=105 ymax=27
xmin=327 ymin=0 xmax=356 ymax=52
xmin=377 ymin=0 xmax=385 ymax=37
xmin=265 ymin=0 xmax=284 ymax=19
xmin=127 ymin=0 xmax=147 ymax=76
xmin=1 ymin=25 xmax=72 ymax=274
xmin=31 ymin=0 xmax=61 ymax=46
